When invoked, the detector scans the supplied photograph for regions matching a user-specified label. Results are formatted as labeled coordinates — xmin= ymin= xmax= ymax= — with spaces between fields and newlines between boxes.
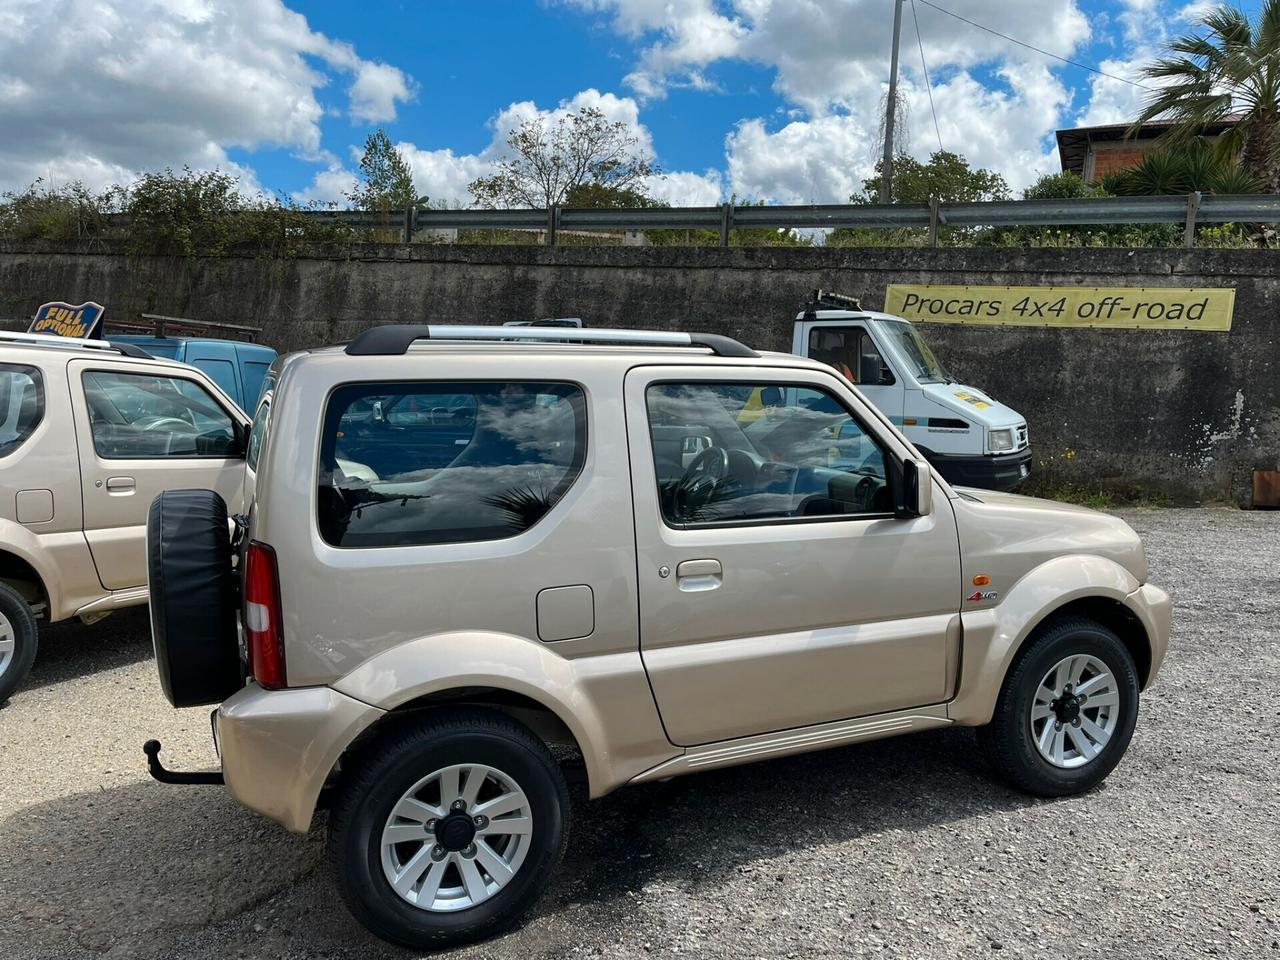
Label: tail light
xmin=244 ymin=541 xmax=286 ymax=689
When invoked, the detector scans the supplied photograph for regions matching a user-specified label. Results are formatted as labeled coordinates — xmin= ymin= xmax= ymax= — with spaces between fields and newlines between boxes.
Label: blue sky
xmin=0 ymin=0 xmax=1265 ymax=206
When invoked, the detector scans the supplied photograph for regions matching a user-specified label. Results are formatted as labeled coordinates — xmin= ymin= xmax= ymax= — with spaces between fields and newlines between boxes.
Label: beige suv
xmin=144 ymin=325 xmax=1171 ymax=949
xmin=0 ymin=330 xmax=249 ymax=701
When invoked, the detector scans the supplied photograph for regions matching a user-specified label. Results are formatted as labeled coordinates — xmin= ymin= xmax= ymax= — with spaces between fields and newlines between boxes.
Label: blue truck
xmin=108 ymin=316 xmax=275 ymax=412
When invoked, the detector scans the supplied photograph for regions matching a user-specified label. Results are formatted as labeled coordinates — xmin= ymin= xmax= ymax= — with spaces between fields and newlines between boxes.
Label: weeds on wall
xmin=0 ymin=168 xmax=1271 ymax=252
xmin=0 ymin=170 xmax=352 ymax=258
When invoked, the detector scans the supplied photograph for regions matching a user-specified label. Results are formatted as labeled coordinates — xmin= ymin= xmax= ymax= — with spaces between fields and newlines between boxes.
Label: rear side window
xmin=318 ymin=381 xmax=586 ymax=548
xmin=193 ymin=358 xmax=238 ymax=403
xmin=0 ymin=363 xmax=43 ymax=458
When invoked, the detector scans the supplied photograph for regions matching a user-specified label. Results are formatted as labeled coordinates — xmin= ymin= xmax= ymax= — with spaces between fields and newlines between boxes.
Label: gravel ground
xmin=0 ymin=507 xmax=1277 ymax=960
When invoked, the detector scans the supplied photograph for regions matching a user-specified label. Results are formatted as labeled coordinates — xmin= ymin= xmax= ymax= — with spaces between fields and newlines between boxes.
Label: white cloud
xmin=1074 ymin=58 xmax=1156 ymax=128
xmin=349 ymin=62 xmax=418 ymax=124
xmin=648 ymin=170 xmax=724 ymax=206
xmin=0 ymin=0 xmax=415 ymax=194
xmin=293 ymin=166 xmax=357 ymax=207
xmin=395 ymin=145 xmax=494 ymax=207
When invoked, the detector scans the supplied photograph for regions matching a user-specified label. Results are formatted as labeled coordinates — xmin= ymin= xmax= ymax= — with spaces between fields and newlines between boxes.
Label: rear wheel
xmin=328 ymin=708 xmax=569 ymax=949
xmin=977 ymin=617 xmax=1140 ymax=797
xmin=0 ymin=582 xmax=37 ymax=703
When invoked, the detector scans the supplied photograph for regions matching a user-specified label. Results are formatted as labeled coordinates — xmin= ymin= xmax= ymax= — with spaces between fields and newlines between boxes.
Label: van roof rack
xmin=104 ymin=313 xmax=263 ymax=341
xmin=344 ymin=324 xmax=758 ymax=358
xmin=0 ymin=329 xmax=153 ymax=359
xmin=802 ymin=289 xmax=864 ymax=319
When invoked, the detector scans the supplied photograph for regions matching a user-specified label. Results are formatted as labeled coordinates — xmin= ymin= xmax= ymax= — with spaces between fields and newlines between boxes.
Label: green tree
xmin=469 ymin=106 xmax=658 ymax=208
xmin=1135 ymin=0 xmax=1280 ymax=192
xmin=859 ymin=150 xmax=1010 ymax=204
xmin=348 ymin=129 xmax=421 ymax=212
xmin=1021 ymin=170 xmax=1096 ymax=200
xmin=562 ymin=182 xmax=663 ymax=208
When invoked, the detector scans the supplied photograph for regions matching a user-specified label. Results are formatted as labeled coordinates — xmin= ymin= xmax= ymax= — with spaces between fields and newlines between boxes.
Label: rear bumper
xmin=215 ymin=682 xmax=384 ymax=833
xmin=926 ymin=447 xmax=1031 ymax=492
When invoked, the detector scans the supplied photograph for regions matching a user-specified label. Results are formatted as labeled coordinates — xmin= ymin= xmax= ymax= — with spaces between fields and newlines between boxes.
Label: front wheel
xmin=977 ymin=617 xmax=1140 ymax=797
xmin=328 ymin=708 xmax=569 ymax=949
xmin=0 ymin=582 xmax=38 ymax=704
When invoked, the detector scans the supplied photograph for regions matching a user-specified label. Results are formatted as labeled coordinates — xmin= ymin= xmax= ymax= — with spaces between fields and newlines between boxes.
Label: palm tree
xmin=1134 ymin=1 xmax=1280 ymax=192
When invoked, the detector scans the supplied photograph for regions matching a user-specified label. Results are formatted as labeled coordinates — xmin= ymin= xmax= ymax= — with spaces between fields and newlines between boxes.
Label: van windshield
xmin=879 ymin=320 xmax=950 ymax=383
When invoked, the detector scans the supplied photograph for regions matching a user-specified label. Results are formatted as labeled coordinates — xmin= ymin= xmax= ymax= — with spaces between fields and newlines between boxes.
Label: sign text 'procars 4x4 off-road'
xmin=884 ymin=284 xmax=1235 ymax=332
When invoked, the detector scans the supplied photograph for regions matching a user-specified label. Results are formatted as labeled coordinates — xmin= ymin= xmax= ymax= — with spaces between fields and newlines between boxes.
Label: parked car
xmin=0 ymin=330 xmax=250 ymax=701
xmin=794 ymin=291 xmax=1031 ymax=491
xmin=109 ymin=334 xmax=275 ymax=412
xmin=144 ymin=323 xmax=1170 ymax=950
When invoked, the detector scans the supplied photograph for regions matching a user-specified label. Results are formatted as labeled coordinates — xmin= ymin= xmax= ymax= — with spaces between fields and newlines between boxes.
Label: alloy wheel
xmin=380 ymin=763 xmax=533 ymax=912
xmin=1030 ymin=654 xmax=1122 ymax=769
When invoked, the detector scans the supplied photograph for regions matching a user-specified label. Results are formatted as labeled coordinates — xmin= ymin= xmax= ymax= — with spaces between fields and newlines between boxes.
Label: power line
xmin=915 ymin=0 xmax=1153 ymax=91
xmin=910 ymin=0 xmax=944 ymax=152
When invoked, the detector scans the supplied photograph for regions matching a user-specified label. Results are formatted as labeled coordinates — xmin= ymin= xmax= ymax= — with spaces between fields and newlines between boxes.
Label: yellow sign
xmin=884 ymin=284 xmax=1234 ymax=331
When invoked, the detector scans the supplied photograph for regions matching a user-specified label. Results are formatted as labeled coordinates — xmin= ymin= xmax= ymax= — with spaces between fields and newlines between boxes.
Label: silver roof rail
xmin=0 ymin=329 xmax=152 ymax=359
xmin=344 ymin=324 xmax=757 ymax=358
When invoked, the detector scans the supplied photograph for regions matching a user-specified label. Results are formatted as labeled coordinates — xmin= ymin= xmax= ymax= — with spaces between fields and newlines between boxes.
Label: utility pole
xmin=879 ymin=0 xmax=905 ymax=204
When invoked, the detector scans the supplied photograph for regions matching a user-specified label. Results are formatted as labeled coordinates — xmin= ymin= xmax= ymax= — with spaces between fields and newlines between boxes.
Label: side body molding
xmin=948 ymin=554 xmax=1170 ymax=726
xmin=331 ymin=630 xmax=678 ymax=798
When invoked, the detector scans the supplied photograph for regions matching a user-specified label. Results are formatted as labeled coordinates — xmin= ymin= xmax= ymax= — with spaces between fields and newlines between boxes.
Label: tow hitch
xmin=143 ymin=739 xmax=224 ymax=785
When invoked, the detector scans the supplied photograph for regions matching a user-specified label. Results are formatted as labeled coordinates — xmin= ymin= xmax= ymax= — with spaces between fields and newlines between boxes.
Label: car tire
xmin=0 ymin=581 xmax=38 ymax=704
xmin=328 ymin=708 xmax=569 ymax=950
xmin=976 ymin=616 xmax=1140 ymax=797
xmin=147 ymin=489 xmax=242 ymax=708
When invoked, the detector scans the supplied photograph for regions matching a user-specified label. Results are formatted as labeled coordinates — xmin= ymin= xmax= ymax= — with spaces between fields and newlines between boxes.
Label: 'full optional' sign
xmin=884 ymin=284 xmax=1235 ymax=331
xmin=28 ymin=301 xmax=106 ymax=339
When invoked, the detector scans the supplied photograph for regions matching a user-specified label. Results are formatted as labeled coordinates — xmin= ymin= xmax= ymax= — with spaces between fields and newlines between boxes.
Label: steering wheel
xmin=140 ymin=416 xmax=195 ymax=434
xmin=674 ymin=447 xmax=729 ymax=517
xmin=853 ymin=474 xmax=880 ymax=510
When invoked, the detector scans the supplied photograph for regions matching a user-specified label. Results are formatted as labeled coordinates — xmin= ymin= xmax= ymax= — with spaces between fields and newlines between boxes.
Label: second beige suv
xmin=145 ymin=325 xmax=1171 ymax=949
xmin=0 ymin=331 xmax=249 ymax=701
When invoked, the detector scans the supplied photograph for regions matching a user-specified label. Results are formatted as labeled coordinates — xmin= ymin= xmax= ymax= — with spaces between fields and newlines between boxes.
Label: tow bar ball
xmin=142 ymin=739 xmax=225 ymax=785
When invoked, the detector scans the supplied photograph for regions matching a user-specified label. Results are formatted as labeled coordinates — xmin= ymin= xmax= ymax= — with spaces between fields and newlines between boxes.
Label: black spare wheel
xmin=148 ymin=489 xmax=242 ymax=707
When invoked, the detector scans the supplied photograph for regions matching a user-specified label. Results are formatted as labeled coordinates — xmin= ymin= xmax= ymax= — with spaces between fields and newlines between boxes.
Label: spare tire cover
xmin=147 ymin=489 xmax=242 ymax=708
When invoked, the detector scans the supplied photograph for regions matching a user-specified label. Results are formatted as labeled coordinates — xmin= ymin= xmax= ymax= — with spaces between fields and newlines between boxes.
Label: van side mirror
xmin=858 ymin=354 xmax=895 ymax=386
xmin=898 ymin=457 xmax=933 ymax=518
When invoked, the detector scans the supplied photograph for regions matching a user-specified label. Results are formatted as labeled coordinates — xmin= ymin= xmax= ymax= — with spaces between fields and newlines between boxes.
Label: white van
xmin=793 ymin=292 xmax=1030 ymax=491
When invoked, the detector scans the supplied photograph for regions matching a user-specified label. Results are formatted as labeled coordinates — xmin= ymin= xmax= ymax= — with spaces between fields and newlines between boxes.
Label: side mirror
xmin=858 ymin=354 xmax=880 ymax=386
xmin=231 ymin=421 xmax=250 ymax=459
xmin=898 ymin=457 xmax=933 ymax=518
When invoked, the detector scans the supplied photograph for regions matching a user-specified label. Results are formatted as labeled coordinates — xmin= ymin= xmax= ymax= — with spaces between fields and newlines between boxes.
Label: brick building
xmin=1056 ymin=118 xmax=1240 ymax=182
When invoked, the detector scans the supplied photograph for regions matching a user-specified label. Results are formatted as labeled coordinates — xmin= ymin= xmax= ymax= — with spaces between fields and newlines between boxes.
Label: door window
xmin=807 ymin=327 xmax=892 ymax=386
xmin=646 ymin=381 xmax=891 ymax=526
xmin=0 ymin=363 xmax=43 ymax=458
xmin=82 ymin=370 xmax=238 ymax=458
xmin=318 ymin=381 xmax=586 ymax=548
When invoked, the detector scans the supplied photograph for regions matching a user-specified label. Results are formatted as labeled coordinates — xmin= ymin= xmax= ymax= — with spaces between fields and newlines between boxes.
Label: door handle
xmin=676 ymin=558 xmax=722 ymax=592
xmin=105 ymin=476 xmax=136 ymax=495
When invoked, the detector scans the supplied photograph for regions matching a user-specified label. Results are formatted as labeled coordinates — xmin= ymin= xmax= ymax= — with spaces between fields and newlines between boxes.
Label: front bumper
xmin=214 ymin=682 xmax=384 ymax=833
xmin=1127 ymin=582 xmax=1172 ymax=688
xmin=926 ymin=447 xmax=1032 ymax=492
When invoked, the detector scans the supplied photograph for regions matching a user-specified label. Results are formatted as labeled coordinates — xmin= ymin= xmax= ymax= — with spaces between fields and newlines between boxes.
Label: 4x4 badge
xmin=967 ymin=590 xmax=998 ymax=602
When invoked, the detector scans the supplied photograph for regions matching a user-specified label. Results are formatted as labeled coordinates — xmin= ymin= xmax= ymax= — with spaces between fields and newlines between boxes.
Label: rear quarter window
xmin=318 ymin=381 xmax=586 ymax=548
xmin=0 ymin=363 xmax=44 ymax=458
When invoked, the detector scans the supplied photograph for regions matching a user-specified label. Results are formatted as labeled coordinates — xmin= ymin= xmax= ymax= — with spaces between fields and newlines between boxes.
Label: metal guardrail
xmin=88 ymin=193 xmax=1280 ymax=249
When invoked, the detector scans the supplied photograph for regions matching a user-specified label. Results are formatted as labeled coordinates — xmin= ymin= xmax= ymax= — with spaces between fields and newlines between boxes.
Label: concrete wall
xmin=2 ymin=241 xmax=1276 ymax=503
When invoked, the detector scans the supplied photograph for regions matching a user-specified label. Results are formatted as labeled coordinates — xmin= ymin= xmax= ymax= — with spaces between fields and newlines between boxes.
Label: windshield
xmin=879 ymin=320 xmax=950 ymax=383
